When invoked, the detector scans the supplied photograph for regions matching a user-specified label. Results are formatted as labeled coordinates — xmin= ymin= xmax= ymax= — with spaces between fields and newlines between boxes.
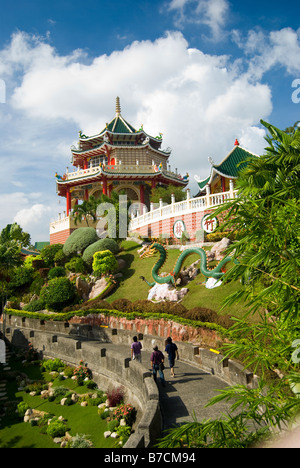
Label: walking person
xmin=150 ymin=345 xmax=165 ymax=386
xmin=131 ymin=336 xmax=143 ymax=362
xmin=165 ymin=337 xmax=179 ymax=377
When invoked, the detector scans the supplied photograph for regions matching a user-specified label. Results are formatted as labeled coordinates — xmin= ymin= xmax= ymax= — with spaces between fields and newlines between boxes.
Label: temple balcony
xmin=63 ymin=164 xmax=186 ymax=182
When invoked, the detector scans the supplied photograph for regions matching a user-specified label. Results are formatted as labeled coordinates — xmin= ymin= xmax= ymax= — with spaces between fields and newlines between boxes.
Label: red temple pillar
xmin=66 ymin=188 xmax=71 ymax=216
xmin=221 ymin=176 xmax=226 ymax=192
xmin=102 ymin=177 xmax=107 ymax=195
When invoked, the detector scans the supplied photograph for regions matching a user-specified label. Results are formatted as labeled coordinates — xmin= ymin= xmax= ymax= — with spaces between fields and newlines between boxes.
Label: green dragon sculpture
xmin=140 ymin=242 xmax=231 ymax=288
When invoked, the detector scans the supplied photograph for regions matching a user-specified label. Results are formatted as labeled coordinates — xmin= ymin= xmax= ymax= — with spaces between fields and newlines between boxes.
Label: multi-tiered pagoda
xmin=50 ymin=98 xmax=189 ymax=244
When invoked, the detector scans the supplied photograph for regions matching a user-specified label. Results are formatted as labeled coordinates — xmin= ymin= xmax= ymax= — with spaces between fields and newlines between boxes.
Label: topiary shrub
xmin=65 ymin=256 xmax=86 ymax=273
xmin=63 ymin=227 xmax=98 ymax=256
xmin=48 ymin=266 xmax=66 ymax=280
xmin=92 ymin=250 xmax=118 ymax=277
xmin=110 ymin=298 xmax=133 ymax=312
xmin=82 ymin=238 xmax=119 ymax=265
xmin=40 ymin=277 xmax=76 ymax=311
xmin=183 ymin=307 xmax=218 ymax=322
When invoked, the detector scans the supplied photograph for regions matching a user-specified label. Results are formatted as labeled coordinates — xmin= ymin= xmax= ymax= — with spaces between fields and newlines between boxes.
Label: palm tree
xmin=72 ymin=196 xmax=99 ymax=227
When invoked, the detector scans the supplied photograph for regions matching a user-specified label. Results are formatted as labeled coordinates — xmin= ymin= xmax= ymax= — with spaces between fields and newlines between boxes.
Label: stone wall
xmin=69 ymin=313 xmax=226 ymax=349
xmin=1 ymin=313 xmax=258 ymax=446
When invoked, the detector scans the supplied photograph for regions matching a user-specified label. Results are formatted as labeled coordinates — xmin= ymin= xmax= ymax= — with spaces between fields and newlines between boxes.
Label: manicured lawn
xmin=109 ymin=240 xmax=249 ymax=319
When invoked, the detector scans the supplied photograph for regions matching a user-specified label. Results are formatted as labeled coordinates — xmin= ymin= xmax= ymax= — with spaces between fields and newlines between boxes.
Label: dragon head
xmin=139 ymin=242 xmax=157 ymax=258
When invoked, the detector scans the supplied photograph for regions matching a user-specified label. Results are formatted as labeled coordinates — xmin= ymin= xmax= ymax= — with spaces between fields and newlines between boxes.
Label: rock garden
xmin=0 ymin=344 xmax=136 ymax=448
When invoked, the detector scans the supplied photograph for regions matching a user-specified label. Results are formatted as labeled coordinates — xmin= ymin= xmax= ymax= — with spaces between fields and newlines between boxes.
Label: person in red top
xmin=150 ymin=345 xmax=165 ymax=386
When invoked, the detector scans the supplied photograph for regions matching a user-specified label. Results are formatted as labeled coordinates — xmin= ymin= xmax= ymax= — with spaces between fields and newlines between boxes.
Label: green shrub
xmin=63 ymin=366 xmax=75 ymax=378
xmin=52 ymin=386 xmax=70 ymax=399
xmin=31 ymin=257 xmax=45 ymax=270
xmin=40 ymin=244 xmax=64 ymax=268
xmin=65 ymin=256 xmax=86 ymax=273
xmin=17 ymin=401 xmax=30 ymax=418
xmin=41 ymin=358 xmax=65 ymax=372
xmin=116 ymin=425 xmax=132 ymax=445
xmin=54 ymin=248 xmax=68 ymax=266
xmin=29 ymin=276 xmax=45 ymax=295
xmin=63 ymin=227 xmax=98 ymax=256
xmin=107 ymin=419 xmax=119 ymax=432
xmin=46 ymin=419 xmax=67 ymax=438
xmin=11 ymin=266 xmax=34 ymax=287
xmin=82 ymin=238 xmax=119 ymax=265
xmin=40 ymin=277 xmax=76 ymax=311
xmin=23 ymin=297 xmax=46 ymax=312
xmin=70 ymin=434 xmax=93 ymax=448
xmin=92 ymin=250 xmax=118 ymax=277
xmin=48 ymin=266 xmax=66 ymax=279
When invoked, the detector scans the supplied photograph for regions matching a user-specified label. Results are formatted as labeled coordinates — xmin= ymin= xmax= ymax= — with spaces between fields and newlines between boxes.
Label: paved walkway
xmin=103 ymin=343 xmax=231 ymax=430
xmin=0 ymin=340 xmax=232 ymax=432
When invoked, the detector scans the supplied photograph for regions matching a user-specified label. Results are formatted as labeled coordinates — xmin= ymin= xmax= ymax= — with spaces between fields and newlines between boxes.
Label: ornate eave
xmin=195 ymin=141 xmax=258 ymax=190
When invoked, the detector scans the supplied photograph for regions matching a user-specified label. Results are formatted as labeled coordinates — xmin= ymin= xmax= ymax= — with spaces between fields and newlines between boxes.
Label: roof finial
xmin=234 ymin=138 xmax=239 ymax=146
xmin=116 ymin=96 xmax=121 ymax=116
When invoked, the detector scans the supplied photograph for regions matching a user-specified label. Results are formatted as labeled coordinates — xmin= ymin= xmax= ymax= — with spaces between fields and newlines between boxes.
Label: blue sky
xmin=0 ymin=0 xmax=299 ymax=242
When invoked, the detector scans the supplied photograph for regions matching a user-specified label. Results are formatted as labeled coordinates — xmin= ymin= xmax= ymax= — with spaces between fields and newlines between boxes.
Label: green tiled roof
xmin=196 ymin=145 xmax=258 ymax=190
xmin=213 ymin=146 xmax=256 ymax=178
xmin=34 ymin=241 xmax=50 ymax=251
xmin=197 ymin=176 xmax=210 ymax=189
xmin=105 ymin=115 xmax=136 ymax=134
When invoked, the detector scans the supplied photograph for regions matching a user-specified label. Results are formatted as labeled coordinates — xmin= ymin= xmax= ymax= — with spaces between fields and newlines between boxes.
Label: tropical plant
xmin=0 ymin=223 xmax=31 ymax=248
xmin=72 ymin=195 xmax=100 ymax=227
xmin=157 ymin=121 xmax=300 ymax=448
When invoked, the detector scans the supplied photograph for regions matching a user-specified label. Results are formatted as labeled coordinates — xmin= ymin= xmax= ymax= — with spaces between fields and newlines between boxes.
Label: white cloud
xmin=3 ymin=25 xmax=294 ymax=239
xmin=232 ymin=27 xmax=300 ymax=81
xmin=0 ymin=28 xmax=272 ymax=206
xmin=14 ymin=203 xmax=55 ymax=242
xmin=167 ymin=0 xmax=229 ymax=40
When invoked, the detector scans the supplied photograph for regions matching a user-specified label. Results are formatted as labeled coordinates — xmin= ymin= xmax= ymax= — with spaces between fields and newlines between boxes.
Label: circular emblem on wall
xmin=201 ymin=214 xmax=218 ymax=233
xmin=173 ymin=219 xmax=186 ymax=239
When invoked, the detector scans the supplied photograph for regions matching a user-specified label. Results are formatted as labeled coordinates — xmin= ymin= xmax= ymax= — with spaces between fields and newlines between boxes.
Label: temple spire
xmin=116 ymin=96 xmax=121 ymax=116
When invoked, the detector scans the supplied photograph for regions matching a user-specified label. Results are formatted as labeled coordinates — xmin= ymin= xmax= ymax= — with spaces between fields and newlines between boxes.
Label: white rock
xmin=111 ymin=432 xmax=119 ymax=439
xmin=104 ymin=431 xmax=111 ymax=438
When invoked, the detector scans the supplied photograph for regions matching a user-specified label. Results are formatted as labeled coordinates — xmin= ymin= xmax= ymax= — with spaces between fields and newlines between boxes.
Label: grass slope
xmin=108 ymin=240 xmax=248 ymax=319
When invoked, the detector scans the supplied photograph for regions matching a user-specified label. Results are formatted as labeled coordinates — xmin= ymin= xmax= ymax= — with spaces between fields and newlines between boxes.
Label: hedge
xmin=2 ymin=307 xmax=230 ymax=338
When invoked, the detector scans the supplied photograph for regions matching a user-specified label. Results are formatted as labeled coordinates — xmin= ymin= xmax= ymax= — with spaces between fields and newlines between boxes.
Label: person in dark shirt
xmin=165 ymin=337 xmax=179 ymax=377
xmin=131 ymin=336 xmax=143 ymax=362
xmin=150 ymin=345 xmax=165 ymax=386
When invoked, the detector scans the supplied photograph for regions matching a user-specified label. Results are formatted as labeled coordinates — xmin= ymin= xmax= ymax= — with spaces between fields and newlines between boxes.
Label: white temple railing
xmin=129 ymin=189 xmax=238 ymax=231
xmin=50 ymin=187 xmax=238 ymax=235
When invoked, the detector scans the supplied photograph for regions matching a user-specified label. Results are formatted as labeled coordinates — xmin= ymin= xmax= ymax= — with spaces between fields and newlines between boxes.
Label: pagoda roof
xmin=74 ymin=97 xmax=166 ymax=157
xmin=195 ymin=141 xmax=258 ymax=189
